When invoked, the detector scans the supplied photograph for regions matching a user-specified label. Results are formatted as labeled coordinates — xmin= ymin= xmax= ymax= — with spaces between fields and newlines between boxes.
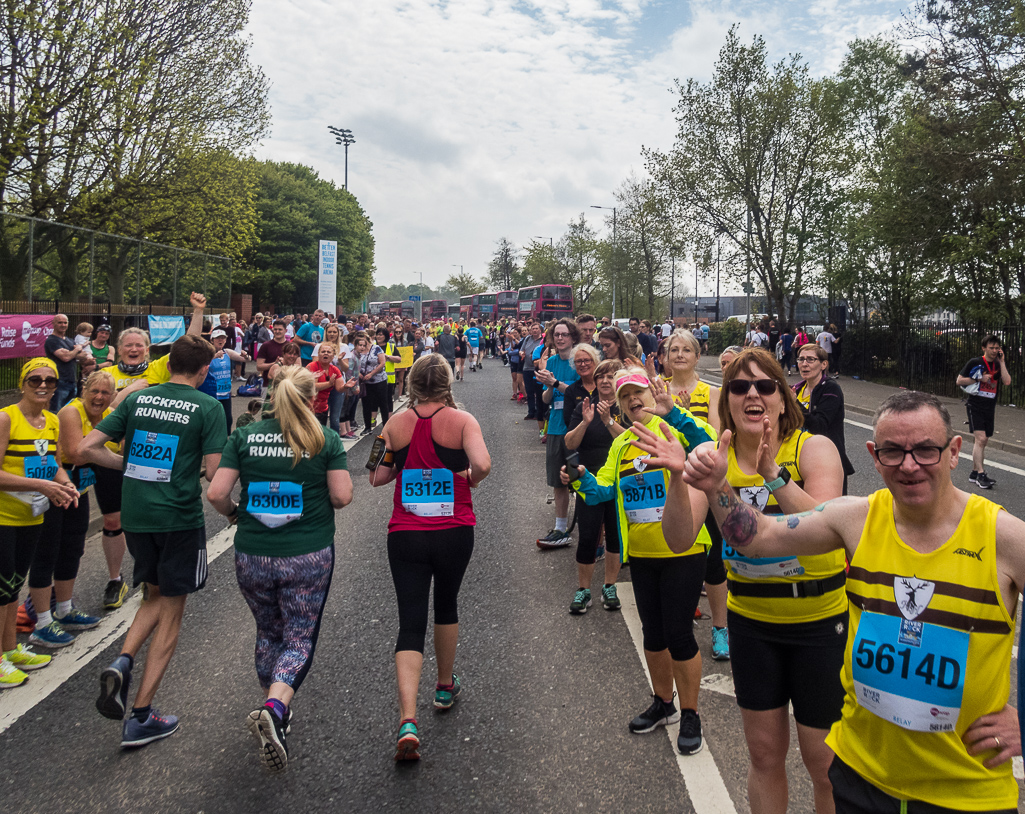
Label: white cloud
xmin=247 ymin=0 xmax=907 ymax=293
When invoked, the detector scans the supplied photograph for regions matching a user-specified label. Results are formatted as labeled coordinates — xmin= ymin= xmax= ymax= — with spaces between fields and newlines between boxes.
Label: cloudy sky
xmin=247 ymin=0 xmax=909 ymax=293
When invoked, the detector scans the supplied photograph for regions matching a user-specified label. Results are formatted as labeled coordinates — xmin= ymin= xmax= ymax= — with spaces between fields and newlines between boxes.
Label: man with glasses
xmin=533 ymin=319 xmax=581 ymax=548
xmin=653 ymin=389 xmax=1023 ymax=814
xmin=956 ymin=334 xmax=1011 ymax=490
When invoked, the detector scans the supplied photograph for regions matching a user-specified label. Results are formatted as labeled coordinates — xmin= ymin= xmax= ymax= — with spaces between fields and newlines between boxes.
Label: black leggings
xmin=630 ymin=552 xmax=706 ymax=661
xmin=387 ymin=525 xmax=474 ymax=653
xmin=29 ymin=496 xmax=91 ymax=589
xmin=362 ymin=380 xmax=391 ymax=428
xmin=0 ymin=523 xmax=44 ymax=606
xmin=574 ymin=494 xmax=619 ymax=565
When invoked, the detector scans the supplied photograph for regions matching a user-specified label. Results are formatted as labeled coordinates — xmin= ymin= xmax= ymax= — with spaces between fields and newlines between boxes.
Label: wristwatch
xmin=763 ymin=468 xmax=792 ymax=493
xmin=607 ymin=419 xmax=616 ymax=427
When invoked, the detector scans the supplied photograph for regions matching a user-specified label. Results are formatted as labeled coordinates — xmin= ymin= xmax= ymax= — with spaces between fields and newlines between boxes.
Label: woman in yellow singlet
xmin=111 ymin=327 xmax=151 ymax=392
xmin=0 ymin=359 xmax=79 ymax=688
xmin=718 ymin=347 xmax=846 ymax=814
xmin=22 ymin=371 xmax=119 ymax=650
xmin=661 ymin=331 xmax=720 ymax=432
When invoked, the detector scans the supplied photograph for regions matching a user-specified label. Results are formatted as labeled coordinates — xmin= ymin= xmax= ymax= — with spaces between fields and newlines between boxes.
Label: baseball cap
xmin=210 ymin=328 xmax=227 ymax=339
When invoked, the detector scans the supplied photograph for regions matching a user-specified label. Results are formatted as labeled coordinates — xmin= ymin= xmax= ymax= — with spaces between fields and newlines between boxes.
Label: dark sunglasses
xmin=726 ymin=378 xmax=778 ymax=396
xmin=25 ymin=375 xmax=58 ymax=388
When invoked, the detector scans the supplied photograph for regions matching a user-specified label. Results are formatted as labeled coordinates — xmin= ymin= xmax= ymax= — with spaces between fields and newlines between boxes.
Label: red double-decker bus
xmin=459 ymin=296 xmax=472 ymax=320
xmin=369 ymin=301 xmax=388 ymax=318
xmin=473 ymin=292 xmax=497 ymax=321
xmin=422 ymin=299 xmax=447 ymax=320
xmin=389 ymin=301 xmax=415 ymax=319
xmin=496 ymin=290 xmax=518 ymax=319
xmin=517 ymin=284 xmax=574 ymax=322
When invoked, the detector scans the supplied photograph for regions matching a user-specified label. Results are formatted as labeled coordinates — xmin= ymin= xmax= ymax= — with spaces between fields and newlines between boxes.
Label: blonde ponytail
xmin=267 ymin=366 xmax=324 ymax=467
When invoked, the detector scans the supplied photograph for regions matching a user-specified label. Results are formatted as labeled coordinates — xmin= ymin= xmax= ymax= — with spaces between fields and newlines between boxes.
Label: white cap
xmin=210 ymin=329 xmax=227 ymax=339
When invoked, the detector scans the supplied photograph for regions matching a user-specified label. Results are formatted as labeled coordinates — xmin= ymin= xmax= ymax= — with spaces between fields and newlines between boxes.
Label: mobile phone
xmin=365 ymin=435 xmax=387 ymax=470
xmin=565 ymin=449 xmax=581 ymax=470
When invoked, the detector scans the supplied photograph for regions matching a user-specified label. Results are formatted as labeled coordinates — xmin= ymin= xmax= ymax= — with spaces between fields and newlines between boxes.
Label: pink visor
xmin=615 ymin=373 xmax=651 ymax=395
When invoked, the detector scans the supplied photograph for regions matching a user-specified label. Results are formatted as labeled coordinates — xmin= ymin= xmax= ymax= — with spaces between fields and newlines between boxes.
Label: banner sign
xmin=0 ymin=315 xmax=54 ymax=359
xmin=318 ymin=240 xmax=338 ymax=314
xmin=147 ymin=315 xmax=186 ymax=345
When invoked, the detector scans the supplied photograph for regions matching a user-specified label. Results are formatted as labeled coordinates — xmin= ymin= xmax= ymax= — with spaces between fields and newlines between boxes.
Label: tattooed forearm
xmin=716 ymin=483 xmax=760 ymax=547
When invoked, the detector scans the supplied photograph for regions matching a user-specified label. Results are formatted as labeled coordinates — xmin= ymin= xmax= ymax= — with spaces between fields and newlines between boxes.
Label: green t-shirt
xmin=219 ymin=418 xmax=348 ymax=557
xmin=97 ymin=382 xmax=228 ymax=532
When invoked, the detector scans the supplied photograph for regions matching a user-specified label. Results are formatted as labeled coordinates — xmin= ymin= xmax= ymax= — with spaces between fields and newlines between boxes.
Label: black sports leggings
xmin=574 ymin=493 xmax=619 ymax=565
xmin=362 ymin=380 xmax=391 ymax=428
xmin=387 ymin=525 xmax=474 ymax=653
xmin=629 ymin=551 xmax=706 ymax=661
xmin=28 ymin=495 xmax=90 ymax=589
xmin=0 ymin=523 xmax=43 ymax=606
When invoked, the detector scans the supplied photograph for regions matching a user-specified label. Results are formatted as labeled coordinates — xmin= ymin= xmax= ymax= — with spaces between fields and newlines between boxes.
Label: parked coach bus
xmin=423 ymin=299 xmax=448 ymax=320
xmin=517 ymin=284 xmax=574 ymax=322
xmin=459 ymin=296 xmax=472 ymax=320
xmin=496 ymin=290 xmax=518 ymax=320
xmin=448 ymin=304 xmax=461 ymax=319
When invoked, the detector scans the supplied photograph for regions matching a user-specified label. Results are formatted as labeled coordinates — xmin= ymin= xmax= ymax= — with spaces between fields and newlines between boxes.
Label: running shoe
xmin=360 ymin=427 xmax=374 ymax=437
xmin=395 ymin=719 xmax=420 ymax=761
xmin=677 ymin=709 xmax=703 ymax=755
xmin=121 ymin=709 xmax=179 ymax=748
xmin=602 ymin=584 xmax=621 ymax=611
xmin=5 ymin=643 xmax=51 ymax=671
xmin=0 ymin=655 xmax=28 ymax=689
xmin=711 ymin=626 xmax=730 ymax=661
xmin=103 ymin=578 xmax=128 ymax=610
xmin=29 ymin=620 xmax=74 ymax=649
xmin=342 ymin=432 xmax=357 ymax=439
xmin=434 ymin=673 xmax=462 ymax=709
xmin=524 ymin=414 xmax=536 ymax=421
xmin=536 ymin=529 xmax=572 ymax=549
xmin=976 ymin=472 xmax=995 ymax=489
xmin=55 ymin=607 xmax=101 ymax=631
xmin=569 ymin=588 xmax=591 ymax=614
xmin=97 ymin=654 xmax=133 ymax=720
xmin=629 ymin=695 xmax=680 ymax=733
xmin=247 ymin=707 xmax=288 ymax=772
xmin=969 ymin=470 xmax=979 ymax=484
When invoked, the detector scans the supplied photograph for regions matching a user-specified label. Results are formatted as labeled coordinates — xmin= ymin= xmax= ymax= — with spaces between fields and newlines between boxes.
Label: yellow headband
xmin=19 ymin=357 xmax=58 ymax=387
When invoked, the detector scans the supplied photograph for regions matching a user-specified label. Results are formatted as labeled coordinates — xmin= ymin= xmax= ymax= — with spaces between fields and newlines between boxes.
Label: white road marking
xmin=0 ymin=526 xmax=237 ymax=736
xmin=617 ymin=582 xmax=738 ymax=814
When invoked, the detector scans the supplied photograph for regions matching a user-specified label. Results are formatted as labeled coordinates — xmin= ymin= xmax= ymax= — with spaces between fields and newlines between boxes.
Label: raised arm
xmin=187 ymin=292 xmax=207 ymax=336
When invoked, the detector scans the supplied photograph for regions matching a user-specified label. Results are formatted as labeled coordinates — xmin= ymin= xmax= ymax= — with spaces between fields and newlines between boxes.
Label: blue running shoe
xmin=121 ymin=709 xmax=179 ymax=748
xmin=29 ymin=620 xmax=74 ymax=649
xmin=434 ymin=673 xmax=462 ymax=710
xmin=395 ymin=719 xmax=420 ymax=761
xmin=55 ymin=607 xmax=101 ymax=631
xmin=97 ymin=654 xmax=132 ymax=720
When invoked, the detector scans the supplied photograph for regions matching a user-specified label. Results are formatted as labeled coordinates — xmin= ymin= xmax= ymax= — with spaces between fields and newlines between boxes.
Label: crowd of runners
xmin=0 ymin=301 xmax=1022 ymax=812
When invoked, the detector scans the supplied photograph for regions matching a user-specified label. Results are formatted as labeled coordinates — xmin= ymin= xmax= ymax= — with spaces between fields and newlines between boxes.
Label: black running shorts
xmin=126 ymin=527 xmax=208 ymax=597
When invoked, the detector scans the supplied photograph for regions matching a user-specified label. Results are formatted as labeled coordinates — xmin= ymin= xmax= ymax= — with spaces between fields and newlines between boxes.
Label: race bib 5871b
xmin=620 ymin=469 xmax=667 ymax=524
xmin=125 ymin=429 xmax=179 ymax=482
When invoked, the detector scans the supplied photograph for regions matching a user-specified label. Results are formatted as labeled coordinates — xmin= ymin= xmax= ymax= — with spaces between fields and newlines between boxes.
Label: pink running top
xmin=389 ymin=410 xmax=475 ymax=533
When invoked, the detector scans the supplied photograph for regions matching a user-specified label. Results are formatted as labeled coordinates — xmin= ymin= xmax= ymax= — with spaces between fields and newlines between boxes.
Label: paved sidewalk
xmin=698 ymin=357 xmax=1025 ymax=458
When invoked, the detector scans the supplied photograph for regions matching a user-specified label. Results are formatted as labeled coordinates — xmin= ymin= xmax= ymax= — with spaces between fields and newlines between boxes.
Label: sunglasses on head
xmin=25 ymin=375 xmax=58 ymax=388
xmin=726 ymin=378 xmax=778 ymax=396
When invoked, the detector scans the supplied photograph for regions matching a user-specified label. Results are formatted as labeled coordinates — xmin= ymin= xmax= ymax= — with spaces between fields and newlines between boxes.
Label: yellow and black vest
xmin=0 ymin=405 xmax=59 ymax=526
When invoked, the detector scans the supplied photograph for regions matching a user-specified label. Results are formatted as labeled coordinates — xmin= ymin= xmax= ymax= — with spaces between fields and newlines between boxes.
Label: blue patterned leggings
xmin=234 ymin=546 xmax=334 ymax=692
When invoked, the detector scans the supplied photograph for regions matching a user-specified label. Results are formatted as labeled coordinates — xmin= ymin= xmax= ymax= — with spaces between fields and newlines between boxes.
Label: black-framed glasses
xmin=873 ymin=439 xmax=952 ymax=467
xmin=554 ymin=331 xmax=572 ymax=338
xmin=726 ymin=378 xmax=778 ymax=396
xmin=574 ymin=357 xmax=593 ymax=366
xmin=796 ymin=356 xmax=821 ymax=364
xmin=25 ymin=376 xmax=58 ymax=388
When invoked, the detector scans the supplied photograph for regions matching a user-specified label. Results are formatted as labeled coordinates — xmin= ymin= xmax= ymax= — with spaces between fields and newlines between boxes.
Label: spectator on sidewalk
xmin=794 ymin=343 xmax=855 ymax=494
xmin=46 ymin=314 xmax=94 ymax=411
xmin=956 ymin=334 xmax=1011 ymax=490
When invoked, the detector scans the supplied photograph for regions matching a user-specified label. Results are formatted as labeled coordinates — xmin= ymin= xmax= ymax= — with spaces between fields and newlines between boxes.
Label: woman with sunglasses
xmin=794 ymin=344 xmax=855 ymax=494
xmin=0 ymin=359 xmax=79 ymax=687
xmin=89 ymin=324 xmax=116 ymax=370
xmin=22 ymin=370 xmax=119 ymax=649
xmin=562 ymin=370 xmax=715 ymax=756
xmin=714 ymin=348 xmax=846 ymax=814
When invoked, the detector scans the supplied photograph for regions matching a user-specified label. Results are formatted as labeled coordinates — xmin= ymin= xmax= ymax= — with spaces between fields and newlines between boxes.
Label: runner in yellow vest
xmin=639 ymin=389 xmax=1024 ymax=813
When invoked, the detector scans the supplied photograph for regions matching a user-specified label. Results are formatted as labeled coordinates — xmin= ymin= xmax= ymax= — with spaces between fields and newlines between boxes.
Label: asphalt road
xmin=1 ymin=360 xmax=1023 ymax=813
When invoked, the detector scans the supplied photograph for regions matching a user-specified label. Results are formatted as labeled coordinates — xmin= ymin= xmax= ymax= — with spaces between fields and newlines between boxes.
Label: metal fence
xmin=709 ymin=319 xmax=1025 ymax=408
xmin=0 ymin=212 xmax=233 ymax=308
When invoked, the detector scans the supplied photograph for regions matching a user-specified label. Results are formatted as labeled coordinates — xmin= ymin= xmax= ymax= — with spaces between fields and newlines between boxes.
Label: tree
xmin=646 ymin=27 xmax=844 ymax=324
xmin=0 ymin=0 xmax=269 ymax=300
xmin=614 ymin=175 xmax=679 ymax=320
xmin=444 ymin=272 xmax=486 ymax=296
xmin=484 ymin=238 xmax=526 ymax=290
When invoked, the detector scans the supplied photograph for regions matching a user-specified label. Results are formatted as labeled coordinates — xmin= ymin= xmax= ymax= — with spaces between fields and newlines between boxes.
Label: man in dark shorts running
xmin=81 ymin=334 xmax=227 ymax=748
xmin=956 ymin=334 xmax=1011 ymax=490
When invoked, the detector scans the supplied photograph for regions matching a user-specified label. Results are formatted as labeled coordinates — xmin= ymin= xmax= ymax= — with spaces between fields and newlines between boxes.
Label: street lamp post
xmin=415 ymin=270 xmax=424 ymax=322
xmin=590 ymin=205 xmax=617 ymax=320
xmin=327 ymin=126 xmax=356 ymax=190
xmin=715 ymin=233 xmax=721 ymax=322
